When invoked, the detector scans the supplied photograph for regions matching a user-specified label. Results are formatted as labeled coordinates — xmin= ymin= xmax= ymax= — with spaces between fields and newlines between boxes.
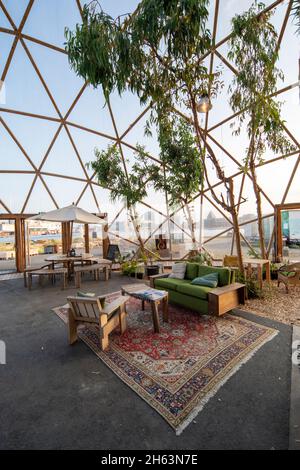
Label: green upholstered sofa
xmin=149 ymin=263 xmax=236 ymax=315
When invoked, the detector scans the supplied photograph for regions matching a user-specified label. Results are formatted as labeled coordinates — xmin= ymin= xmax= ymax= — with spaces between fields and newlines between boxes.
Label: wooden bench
xmin=74 ymin=263 xmax=109 ymax=288
xmin=23 ymin=263 xmax=52 ymax=287
xmin=28 ymin=267 xmax=68 ymax=290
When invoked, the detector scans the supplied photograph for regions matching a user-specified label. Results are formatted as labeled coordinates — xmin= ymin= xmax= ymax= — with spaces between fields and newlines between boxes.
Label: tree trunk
xmin=188 ymin=98 xmax=245 ymax=271
xmin=228 ymin=178 xmax=245 ymax=275
xmin=250 ymin=163 xmax=267 ymax=259
xmin=184 ymin=203 xmax=198 ymax=252
xmin=129 ymin=205 xmax=146 ymax=260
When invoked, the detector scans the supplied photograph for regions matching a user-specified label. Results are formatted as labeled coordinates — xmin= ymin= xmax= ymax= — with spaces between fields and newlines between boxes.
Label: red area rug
xmin=53 ymin=293 xmax=277 ymax=434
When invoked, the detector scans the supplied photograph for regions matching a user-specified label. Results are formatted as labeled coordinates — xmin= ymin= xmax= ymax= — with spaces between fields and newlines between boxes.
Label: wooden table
xmin=45 ymin=254 xmax=94 ymax=278
xmin=243 ymin=258 xmax=271 ymax=289
xmin=121 ymin=283 xmax=168 ymax=333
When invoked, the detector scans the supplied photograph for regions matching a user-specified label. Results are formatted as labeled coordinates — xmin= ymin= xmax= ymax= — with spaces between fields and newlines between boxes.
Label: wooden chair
xmin=67 ymin=294 xmax=129 ymax=350
xmin=278 ymin=262 xmax=300 ymax=293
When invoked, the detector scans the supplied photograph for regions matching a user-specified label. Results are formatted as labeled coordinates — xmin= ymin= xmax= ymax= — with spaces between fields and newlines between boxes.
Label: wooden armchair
xmin=278 ymin=262 xmax=300 ymax=293
xmin=67 ymin=294 xmax=129 ymax=350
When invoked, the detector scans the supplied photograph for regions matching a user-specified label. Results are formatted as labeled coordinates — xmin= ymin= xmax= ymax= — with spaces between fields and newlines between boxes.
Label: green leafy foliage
xmin=135 ymin=116 xmax=203 ymax=208
xmin=228 ymin=1 xmax=295 ymax=165
xmin=88 ymin=144 xmax=147 ymax=207
xmin=187 ymin=251 xmax=212 ymax=266
xmin=292 ymin=0 xmax=300 ymax=35
xmin=65 ymin=1 xmax=221 ymax=114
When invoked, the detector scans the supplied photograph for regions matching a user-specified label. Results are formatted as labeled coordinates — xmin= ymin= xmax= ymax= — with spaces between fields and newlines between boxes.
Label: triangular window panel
xmin=41 ymin=126 xmax=87 ymax=178
xmin=0 ymin=5 xmax=12 ymax=28
xmin=2 ymin=112 xmax=61 ymax=167
xmin=25 ymin=177 xmax=57 ymax=213
xmin=22 ymin=0 xmax=82 ymax=48
xmin=42 ymin=175 xmax=87 ymax=208
xmin=202 ymin=195 xmax=232 ymax=242
xmin=3 ymin=42 xmax=59 ymax=116
xmin=279 ymin=87 xmax=300 ymax=144
xmin=238 ymin=175 xmax=274 ymax=219
xmin=215 ymin=0 xmax=253 ymax=43
xmin=255 ymin=154 xmax=299 ymax=205
xmin=204 ymin=229 xmax=234 ymax=259
xmin=0 ymin=121 xmax=35 ymax=170
xmin=67 ymin=85 xmax=115 ymax=137
xmin=25 ymin=40 xmax=84 ymax=116
xmin=1 ymin=0 xmax=29 ymax=27
xmin=284 ymin=160 xmax=300 ymax=204
xmin=77 ymin=186 xmax=100 ymax=214
xmin=0 ymin=199 xmax=11 ymax=213
xmin=67 ymin=125 xmax=112 ymax=177
xmin=92 ymin=185 xmax=125 ymax=223
xmin=109 ymin=89 xmax=148 ymax=137
xmin=121 ymin=109 xmax=160 ymax=157
xmin=0 ymin=173 xmax=35 ymax=213
xmin=0 ymin=32 xmax=15 ymax=78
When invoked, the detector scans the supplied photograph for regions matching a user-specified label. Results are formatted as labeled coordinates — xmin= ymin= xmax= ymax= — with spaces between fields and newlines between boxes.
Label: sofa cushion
xmin=191 ymin=272 xmax=218 ymax=288
xmin=198 ymin=265 xmax=231 ymax=286
xmin=185 ymin=262 xmax=199 ymax=280
xmin=154 ymin=277 xmax=189 ymax=291
xmin=168 ymin=262 xmax=186 ymax=279
xmin=176 ymin=282 xmax=213 ymax=300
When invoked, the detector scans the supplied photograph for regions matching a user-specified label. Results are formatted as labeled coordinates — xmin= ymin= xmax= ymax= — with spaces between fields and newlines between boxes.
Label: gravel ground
xmin=242 ymin=281 xmax=300 ymax=326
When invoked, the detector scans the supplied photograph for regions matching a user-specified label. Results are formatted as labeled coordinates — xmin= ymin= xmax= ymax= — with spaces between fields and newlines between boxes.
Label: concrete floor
xmin=0 ymin=272 xmax=292 ymax=450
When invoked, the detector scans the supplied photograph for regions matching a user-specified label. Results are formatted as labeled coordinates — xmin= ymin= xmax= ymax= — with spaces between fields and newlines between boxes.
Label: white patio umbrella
xmin=27 ymin=204 xmax=105 ymax=224
xmin=27 ymin=204 xmax=106 ymax=254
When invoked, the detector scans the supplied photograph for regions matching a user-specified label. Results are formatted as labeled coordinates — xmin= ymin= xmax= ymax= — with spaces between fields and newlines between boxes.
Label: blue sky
xmin=0 ymin=0 xmax=299 ymax=223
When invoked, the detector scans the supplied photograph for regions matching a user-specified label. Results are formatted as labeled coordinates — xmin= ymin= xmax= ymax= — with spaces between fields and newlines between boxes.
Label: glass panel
xmin=0 ymin=219 xmax=16 ymax=273
xmin=281 ymin=210 xmax=300 ymax=262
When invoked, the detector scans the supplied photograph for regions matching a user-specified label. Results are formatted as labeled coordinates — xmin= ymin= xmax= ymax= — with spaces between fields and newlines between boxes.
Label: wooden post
xmin=84 ymin=223 xmax=90 ymax=253
xmin=102 ymin=215 xmax=109 ymax=259
xmin=275 ymin=205 xmax=283 ymax=262
xmin=15 ymin=218 xmax=26 ymax=272
xmin=62 ymin=222 xmax=72 ymax=254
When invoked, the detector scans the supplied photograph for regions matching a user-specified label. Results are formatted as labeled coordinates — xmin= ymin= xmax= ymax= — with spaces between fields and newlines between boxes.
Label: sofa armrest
xmin=149 ymin=273 xmax=169 ymax=288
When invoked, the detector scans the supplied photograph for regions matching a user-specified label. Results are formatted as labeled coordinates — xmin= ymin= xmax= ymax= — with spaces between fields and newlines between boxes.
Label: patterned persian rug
xmin=53 ymin=293 xmax=278 ymax=434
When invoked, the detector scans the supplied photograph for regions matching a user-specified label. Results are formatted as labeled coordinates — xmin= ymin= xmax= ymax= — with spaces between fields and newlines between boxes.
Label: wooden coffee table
xmin=121 ymin=283 xmax=169 ymax=333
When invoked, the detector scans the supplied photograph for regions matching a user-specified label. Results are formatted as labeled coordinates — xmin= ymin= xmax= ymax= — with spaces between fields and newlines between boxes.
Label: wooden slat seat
xmin=74 ymin=263 xmax=109 ymax=287
xmin=27 ymin=267 xmax=68 ymax=290
xmin=23 ymin=263 xmax=52 ymax=287
xmin=67 ymin=294 xmax=129 ymax=350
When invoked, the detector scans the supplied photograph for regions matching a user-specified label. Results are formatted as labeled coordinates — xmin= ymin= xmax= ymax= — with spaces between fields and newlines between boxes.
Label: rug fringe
xmin=175 ymin=329 xmax=278 ymax=435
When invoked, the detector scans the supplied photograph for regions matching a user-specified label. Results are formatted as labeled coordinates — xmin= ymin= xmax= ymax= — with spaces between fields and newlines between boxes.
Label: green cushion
xmin=191 ymin=272 xmax=218 ymax=288
xmin=198 ymin=265 xmax=231 ymax=286
xmin=176 ymin=282 xmax=213 ymax=300
xmin=154 ymin=278 xmax=189 ymax=291
xmin=77 ymin=291 xmax=96 ymax=298
xmin=281 ymin=271 xmax=296 ymax=278
xmin=167 ymin=289 xmax=209 ymax=314
xmin=185 ymin=263 xmax=199 ymax=280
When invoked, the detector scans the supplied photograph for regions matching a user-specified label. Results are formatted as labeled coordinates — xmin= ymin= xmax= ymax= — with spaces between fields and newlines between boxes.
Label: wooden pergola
xmin=0 ymin=0 xmax=299 ymax=271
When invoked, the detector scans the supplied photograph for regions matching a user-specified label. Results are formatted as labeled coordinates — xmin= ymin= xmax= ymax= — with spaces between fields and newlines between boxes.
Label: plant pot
xmin=130 ymin=272 xmax=143 ymax=279
xmin=146 ymin=265 xmax=160 ymax=276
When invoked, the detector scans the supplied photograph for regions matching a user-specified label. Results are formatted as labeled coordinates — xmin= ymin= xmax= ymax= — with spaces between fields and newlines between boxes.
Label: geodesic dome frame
xmin=0 ymin=0 xmax=299 ymax=266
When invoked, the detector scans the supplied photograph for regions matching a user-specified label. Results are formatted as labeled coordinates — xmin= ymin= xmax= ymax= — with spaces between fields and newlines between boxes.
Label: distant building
xmin=204 ymin=211 xmax=230 ymax=229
